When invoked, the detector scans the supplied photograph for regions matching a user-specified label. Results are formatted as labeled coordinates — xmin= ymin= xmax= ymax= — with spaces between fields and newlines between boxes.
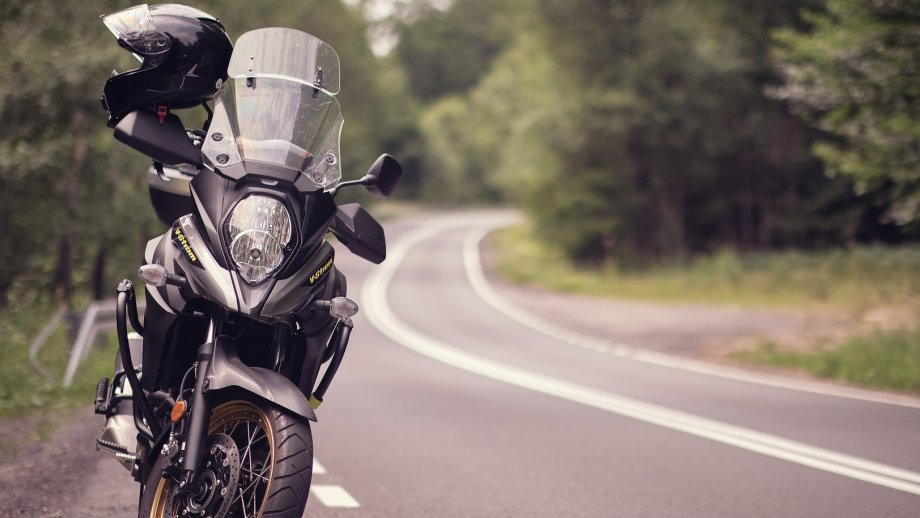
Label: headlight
xmin=226 ymin=195 xmax=292 ymax=284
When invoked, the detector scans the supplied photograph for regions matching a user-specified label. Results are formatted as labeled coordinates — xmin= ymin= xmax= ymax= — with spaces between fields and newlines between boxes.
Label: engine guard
xmin=204 ymin=336 xmax=317 ymax=422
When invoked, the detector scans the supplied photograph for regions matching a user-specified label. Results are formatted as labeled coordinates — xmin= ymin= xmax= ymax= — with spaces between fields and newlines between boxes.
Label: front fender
xmin=205 ymin=337 xmax=317 ymax=422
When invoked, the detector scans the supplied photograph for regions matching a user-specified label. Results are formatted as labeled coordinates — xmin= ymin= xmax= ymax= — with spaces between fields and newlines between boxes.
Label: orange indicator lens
xmin=170 ymin=400 xmax=187 ymax=423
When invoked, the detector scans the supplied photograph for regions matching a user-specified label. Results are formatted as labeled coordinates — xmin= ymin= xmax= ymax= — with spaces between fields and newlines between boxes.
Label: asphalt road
xmin=4 ymin=210 xmax=919 ymax=517
xmin=311 ymin=210 xmax=920 ymax=517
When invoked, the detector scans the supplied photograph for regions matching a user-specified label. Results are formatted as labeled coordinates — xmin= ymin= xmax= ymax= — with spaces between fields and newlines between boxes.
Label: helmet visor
xmin=101 ymin=4 xmax=171 ymax=62
xmin=227 ymin=28 xmax=340 ymax=96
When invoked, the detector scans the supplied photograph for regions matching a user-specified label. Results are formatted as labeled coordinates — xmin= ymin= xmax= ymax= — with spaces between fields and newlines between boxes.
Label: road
xmin=4 ymin=210 xmax=919 ymax=517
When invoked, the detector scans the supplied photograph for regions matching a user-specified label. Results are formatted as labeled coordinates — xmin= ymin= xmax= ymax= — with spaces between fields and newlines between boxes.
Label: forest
xmin=1 ymin=0 xmax=918 ymax=309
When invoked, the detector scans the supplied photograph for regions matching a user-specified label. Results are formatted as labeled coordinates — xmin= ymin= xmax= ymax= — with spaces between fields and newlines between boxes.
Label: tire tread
xmin=137 ymin=399 xmax=313 ymax=518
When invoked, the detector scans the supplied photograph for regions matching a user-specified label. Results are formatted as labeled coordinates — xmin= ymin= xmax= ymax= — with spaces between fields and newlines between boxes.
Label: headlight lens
xmin=226 ymin=195 xmax=292 ymax=284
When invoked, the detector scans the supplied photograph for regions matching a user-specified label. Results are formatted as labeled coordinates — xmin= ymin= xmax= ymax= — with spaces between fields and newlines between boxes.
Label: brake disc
xmin=164 ymin=433 xmax=240 ymax=518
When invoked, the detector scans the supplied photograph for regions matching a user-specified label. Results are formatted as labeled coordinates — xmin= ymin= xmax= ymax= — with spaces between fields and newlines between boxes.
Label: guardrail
xmin=29 ymin=298 xmax=145 ymax=387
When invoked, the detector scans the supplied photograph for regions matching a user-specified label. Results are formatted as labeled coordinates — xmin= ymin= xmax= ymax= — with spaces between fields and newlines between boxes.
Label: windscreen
xmin=203 ymin=29 xmax=344 ymax=190
xmin=227 ymin=28 xmax=340 ymax=95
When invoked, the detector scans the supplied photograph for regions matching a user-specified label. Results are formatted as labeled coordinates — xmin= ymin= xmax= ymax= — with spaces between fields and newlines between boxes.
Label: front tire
xmin=140 ymin=399 xmax=313 ymax=518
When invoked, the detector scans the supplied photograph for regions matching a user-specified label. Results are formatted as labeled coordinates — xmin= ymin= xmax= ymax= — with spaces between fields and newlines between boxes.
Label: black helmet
xmin=100 ymin=4 xmax=233 ymax=127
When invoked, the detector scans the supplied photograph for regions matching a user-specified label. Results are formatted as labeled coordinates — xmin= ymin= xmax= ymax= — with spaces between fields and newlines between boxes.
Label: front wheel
xmin=140 ymin=399 xmax=313 ymax=518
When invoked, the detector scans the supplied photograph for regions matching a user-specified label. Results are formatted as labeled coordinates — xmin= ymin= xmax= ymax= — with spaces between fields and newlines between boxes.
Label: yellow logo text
xmin=174 ymin=227 xmax=198 ymax=262
xmin=309 ymin=257 xmax=334 ymax=285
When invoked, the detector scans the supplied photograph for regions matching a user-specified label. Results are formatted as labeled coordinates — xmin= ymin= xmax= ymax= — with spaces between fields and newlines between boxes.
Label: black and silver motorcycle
xmin=92 ymin=6 xmax=401 ymax=517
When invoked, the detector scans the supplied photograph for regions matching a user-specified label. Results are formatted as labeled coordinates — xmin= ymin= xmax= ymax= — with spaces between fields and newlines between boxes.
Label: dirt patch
xmin=479 ymin=240 xmax=910 ymax=361
xmin=0 ymin=406 xmax=136 ymax=516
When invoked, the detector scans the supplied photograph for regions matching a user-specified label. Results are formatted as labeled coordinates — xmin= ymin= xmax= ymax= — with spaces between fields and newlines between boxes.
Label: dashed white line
xmin=312 ymin=458 xmax=326 ymax=475
xmin=309 ymin=459 xmax=360 ymax=510
xmin=310 ymin=485 xmax=361 ymax=508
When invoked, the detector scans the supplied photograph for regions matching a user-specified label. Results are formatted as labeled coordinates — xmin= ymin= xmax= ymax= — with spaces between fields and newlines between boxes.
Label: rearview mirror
xmin=113 ymin=109 xmax=203 ymax=168
xmin=364 ymin=154 xmax=402 ymax=199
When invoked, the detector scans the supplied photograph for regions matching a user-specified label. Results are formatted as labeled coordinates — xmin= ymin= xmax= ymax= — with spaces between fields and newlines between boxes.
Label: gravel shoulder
xmin=480 ymin=242 xmax=854 ymax=361
xmin=0 ymin=406 xmax=135 ymax=517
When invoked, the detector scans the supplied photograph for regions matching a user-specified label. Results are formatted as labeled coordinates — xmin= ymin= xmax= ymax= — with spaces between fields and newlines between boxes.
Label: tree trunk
xmin=55 ymin=109 xmax=88 ymax=309
xmin=91 ymin=246 xmax=108 ymax=301
xmin=737 ymin=149 xmax=755 ymax=250
xmin=53 ymin=237 xmax=73 ymax=311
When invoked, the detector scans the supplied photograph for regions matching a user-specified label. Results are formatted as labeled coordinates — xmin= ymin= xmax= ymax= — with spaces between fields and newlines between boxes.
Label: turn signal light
xmin=170 ymin=400 xmax=187 ymax=423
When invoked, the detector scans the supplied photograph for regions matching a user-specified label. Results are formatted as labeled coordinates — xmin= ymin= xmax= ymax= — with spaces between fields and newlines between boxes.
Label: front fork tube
xmin=179 ymin=328 xmax=216 ymax=491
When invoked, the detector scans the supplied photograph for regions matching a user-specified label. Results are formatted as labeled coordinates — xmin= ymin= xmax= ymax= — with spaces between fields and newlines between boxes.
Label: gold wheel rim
xmin=149 ymin=400 xmax=276 ymax=518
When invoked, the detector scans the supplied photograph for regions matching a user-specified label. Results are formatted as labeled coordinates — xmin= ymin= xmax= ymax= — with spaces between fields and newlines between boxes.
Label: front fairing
xmin=171 ymin=167 xmax=338 ymax=318
xmin=148 ymin=28 xmax=348 ymax=319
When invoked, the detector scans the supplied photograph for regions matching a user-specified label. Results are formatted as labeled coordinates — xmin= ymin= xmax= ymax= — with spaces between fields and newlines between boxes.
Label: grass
xmin=490 ymin=223 xmax=920 ymax=393
xmin=0 ymin=301 xmax=117 ymax=419
xmin=734 ymin=328 xmax=920 ymax=393
xmin=489 ymin=223 xmax=920 ymax=312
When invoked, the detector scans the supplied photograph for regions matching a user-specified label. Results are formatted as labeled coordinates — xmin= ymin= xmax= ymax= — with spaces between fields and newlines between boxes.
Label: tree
xmin=391 ymin=0 xmax=914 ymax=263
xmin=773 ymin=0 xmax=920 ymax=233
xmin=517 ymin=0 xmax=888 ymax=261
xmin=393 ymin=0 xmax=523 ymax=102
xmin=0 ymin=0 xmax=154 ymax=309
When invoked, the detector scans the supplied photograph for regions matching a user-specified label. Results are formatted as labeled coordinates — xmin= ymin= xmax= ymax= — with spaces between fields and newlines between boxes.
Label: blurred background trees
xmin=772 ymin=0 xmax=920 ymax=237
xmin=398 ymin=0 xmax=919 ymax=263
xmin=1 ymin=0 xmax=918 ymax=310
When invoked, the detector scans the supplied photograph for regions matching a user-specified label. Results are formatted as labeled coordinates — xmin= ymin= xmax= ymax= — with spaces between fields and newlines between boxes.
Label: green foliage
xmin=0 ymin=0 xmax=157 ymax=309
xmin=0 ymin=301 xmax=116 ymax=417
xmin=735 ymin=328 xmax=920 ymax=393
xmin=398 ymin=0 xmax=919 ymax=262
xmin=393 ymin=0 xmax=524 ymax=102
xmin=395 ymin=0 xmax=533 ymax=203
xmin=491 ymin=223 xmax=920 ymax=311
xmin=773 ymin=0 xmax=920 ymax=223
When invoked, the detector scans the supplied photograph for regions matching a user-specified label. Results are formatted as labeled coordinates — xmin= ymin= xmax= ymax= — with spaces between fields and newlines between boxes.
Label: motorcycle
xmin=92 ymin=7 xmax=401 ymax=518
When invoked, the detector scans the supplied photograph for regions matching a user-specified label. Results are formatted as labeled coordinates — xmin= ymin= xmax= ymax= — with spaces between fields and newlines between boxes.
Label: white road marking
xmin=362 ymin=222 xmax=920 ymax=496
xmin=312 ymin=458 xmax=327 ymax=475
xmin=461 ymin=224 xmax=920 ymax=409
xmin=310 ymin=485 xmax=361 ymax=508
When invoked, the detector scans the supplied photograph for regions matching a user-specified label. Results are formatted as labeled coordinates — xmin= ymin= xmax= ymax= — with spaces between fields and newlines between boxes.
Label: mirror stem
xmin=329 ymin=175 xmax=373 ymax=197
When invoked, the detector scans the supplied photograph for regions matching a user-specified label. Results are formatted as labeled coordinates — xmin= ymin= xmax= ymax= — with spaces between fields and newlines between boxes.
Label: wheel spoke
xmin=246 ymin=422 xmax=256 ymax=475
xmin=237 ymin=485 xmax=250 ymax=518
xmin=171 ymin=404 xmax=274 ymax=518
xmin=240 ymin=466 xmax=269 ymax=483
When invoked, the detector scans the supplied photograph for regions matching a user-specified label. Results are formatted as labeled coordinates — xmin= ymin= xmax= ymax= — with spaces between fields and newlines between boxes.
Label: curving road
xmin=311 ymin=210 xmax=920 ymax=517
xmin=4 ymin=210 xmax=919 ymax=517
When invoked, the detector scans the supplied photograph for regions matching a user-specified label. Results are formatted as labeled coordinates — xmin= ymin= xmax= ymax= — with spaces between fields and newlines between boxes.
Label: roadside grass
xmin=0 ymin=301 xmax=116 ymax=419
xmin=489 ymin=223 xmax=920 ymax=312
xmin=733 ymin=328 xmax=920 ymax=393
xmin=490 ymin=223 xmax=920 ymax=393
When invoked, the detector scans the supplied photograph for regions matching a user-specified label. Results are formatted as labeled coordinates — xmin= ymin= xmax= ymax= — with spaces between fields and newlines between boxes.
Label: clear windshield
xmin=227 ymin=28 xmax=340 ymax=95
xmin=203 ymin=29 xmax=344 ymax=189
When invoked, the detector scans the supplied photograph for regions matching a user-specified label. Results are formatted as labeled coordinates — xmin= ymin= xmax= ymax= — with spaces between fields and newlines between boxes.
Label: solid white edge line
xmin=462 ymin=224 xmax=920 ymax=410
xmin=362 ymin=222 xmax=920 ymax=496
xmin=310 ymin=485 xmax=361 ymax=508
